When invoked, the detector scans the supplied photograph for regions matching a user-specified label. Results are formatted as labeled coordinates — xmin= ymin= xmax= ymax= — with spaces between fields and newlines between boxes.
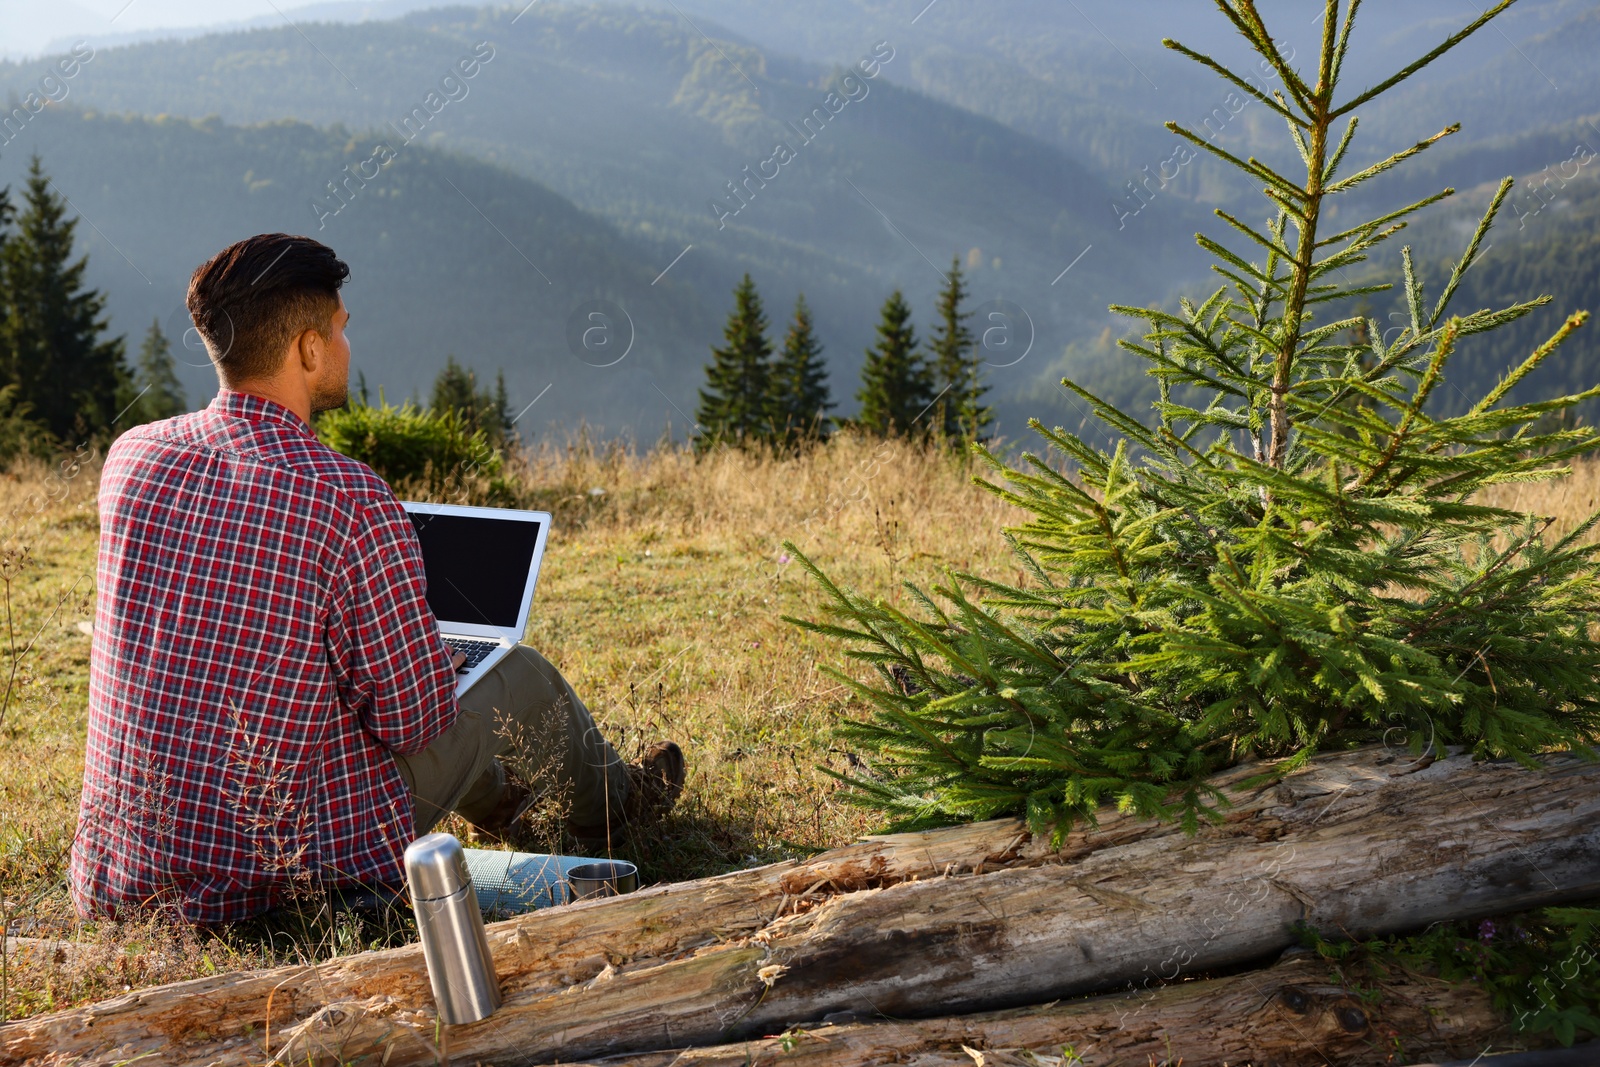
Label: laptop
xmin=402 ymin=502 xmax=552 ymax=695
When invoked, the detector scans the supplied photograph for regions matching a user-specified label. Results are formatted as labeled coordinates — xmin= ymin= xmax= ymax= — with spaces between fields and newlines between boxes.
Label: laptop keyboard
xmin=447 ymin=639 xmax=500 ymax=673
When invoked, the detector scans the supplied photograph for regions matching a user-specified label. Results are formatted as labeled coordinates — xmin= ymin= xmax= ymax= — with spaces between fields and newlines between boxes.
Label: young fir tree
xmin=124 ymin=319 xmax=187 ymax=427
xmin=769 ymin=293 xmax=832 ymax=443
xmin=696 ymin=274 xmax=774 ymax=448
xmin=930 ymin=256 xmax=991 ymax=442
xmin=0 ymin=156 xmax=126 ymax=440
xmin=790 ymin=0 xmax=1600 ymax=840
xmin=856 ymin=289 xmax=935 ymax=437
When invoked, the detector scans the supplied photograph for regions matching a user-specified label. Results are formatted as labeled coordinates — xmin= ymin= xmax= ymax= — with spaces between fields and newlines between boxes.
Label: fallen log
xmin=563 ymin=953 xmax=1511 ymax=1067
xmin=0 ymin=807 xmax=1038 ymax=1064
xmin=3 ymin=746 xmax=1596 ymax=1067
xmin=1415 ymin=1047 xmax=1600 ymax=1067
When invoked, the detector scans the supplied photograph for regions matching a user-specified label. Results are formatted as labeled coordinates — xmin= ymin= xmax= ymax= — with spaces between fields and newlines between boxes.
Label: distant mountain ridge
xmin=621 ymin=0 xmax=1600 ymax=163
xmin=0 ymin=107 xmax=719 ymax=435
xmin=1 ymin=0 xmax=1597 ymax=437
xmin=0 ymin=0 xmax=446 ymax=60
xmin=0 ymin=2 xmax=1159 ymax=434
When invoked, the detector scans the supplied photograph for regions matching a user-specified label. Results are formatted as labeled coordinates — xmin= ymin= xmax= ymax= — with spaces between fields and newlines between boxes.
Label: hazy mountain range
xmin=0 ymin=0 xmax=1596 ymax=437
xmin=0 ymin=0 xmax=447 ymax=60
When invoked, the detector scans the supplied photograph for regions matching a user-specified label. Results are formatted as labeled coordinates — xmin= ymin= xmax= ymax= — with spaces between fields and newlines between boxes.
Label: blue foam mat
xmin=462 ymin=849 xmax=600 ymax=914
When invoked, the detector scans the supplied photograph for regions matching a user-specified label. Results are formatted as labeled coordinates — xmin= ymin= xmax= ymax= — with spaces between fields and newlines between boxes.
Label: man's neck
xmin=223 ymin=379 xmax=312 ymax=426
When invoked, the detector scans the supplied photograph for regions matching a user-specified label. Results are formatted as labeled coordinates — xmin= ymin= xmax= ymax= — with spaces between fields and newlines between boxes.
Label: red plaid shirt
xmin=70 ymin=391 xmax=460 ymax=924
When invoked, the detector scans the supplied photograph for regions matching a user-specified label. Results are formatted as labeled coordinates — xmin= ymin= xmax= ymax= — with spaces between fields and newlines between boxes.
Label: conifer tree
xmin=769 ymin=293 xmax=832 ymax=443
xmin=791 ymin=0 xmax=1600 ymax=840
xmin=0 ymin=184 xmax=11 ymax=265
xmin=856 ymin=290 xmax=934 ymax=437
xmin=124 ymin=319 xmax=187 ymax=426
xmin=696 ymin=274 xmax=774 ymax=447
xmin=0 ymin=185 xmax=40 ymax=461
xmin=492 ymin=370 xmax=517 ymax=448
xmin=430 ymin=356 xmax=482 ymax=423
xmin=930 ymin=257 xmax=991 ymax=442
xmin=0 ymin=156 xmax=126 ymax=440
xmin=430 ymin=356 xmax=514 ymax=449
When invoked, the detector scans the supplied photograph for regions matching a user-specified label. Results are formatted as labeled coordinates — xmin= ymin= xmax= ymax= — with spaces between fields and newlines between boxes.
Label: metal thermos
xmin=405 ymin=832 xmax=502 ymax=1025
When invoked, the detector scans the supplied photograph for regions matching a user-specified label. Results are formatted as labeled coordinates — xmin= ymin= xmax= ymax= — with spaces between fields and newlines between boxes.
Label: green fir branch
xmin=789 ymin=0 xmax=1600 ymax=847
xmin=1331 ymin=0 xmax=1516 ymax=118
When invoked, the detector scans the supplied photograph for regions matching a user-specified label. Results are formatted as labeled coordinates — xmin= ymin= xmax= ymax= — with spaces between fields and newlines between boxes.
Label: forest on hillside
xmin=0 ymin=4 xmax=1147 ymax=424
xmin=0 ymin=0 xmax=1594 ymax=437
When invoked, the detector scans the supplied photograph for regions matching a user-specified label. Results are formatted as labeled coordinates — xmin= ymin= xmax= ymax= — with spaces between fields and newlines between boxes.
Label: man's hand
xmin=451 ymin=650 xmax=467 ymax=672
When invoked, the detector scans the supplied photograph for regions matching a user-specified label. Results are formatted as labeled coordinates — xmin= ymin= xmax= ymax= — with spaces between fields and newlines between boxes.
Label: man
xmin=69 ymin=234 xmax=683 ymax=924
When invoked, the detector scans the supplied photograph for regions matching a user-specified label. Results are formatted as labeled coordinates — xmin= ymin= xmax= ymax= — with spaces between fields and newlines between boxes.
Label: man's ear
xmin=294 ymin=326 xmax=323 ymax=374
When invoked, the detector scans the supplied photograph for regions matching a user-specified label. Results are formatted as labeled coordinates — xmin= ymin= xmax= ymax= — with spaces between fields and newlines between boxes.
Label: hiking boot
xmin=566 ymin=741 xmax=685 ymax=852
xmin=626 ymin=740 xmax=686 ymax=822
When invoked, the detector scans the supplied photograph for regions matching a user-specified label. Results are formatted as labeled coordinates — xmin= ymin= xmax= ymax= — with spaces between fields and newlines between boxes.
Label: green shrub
xmin=790 ymin=0 xmax=1600 ymax=840
xmin=316 ymin=399 xmax=513 ymax=504
xmin=1296 ymin=905 xmax=1600 ymax=1047
xmin=0 ymin=384 xmax=57 ymax=465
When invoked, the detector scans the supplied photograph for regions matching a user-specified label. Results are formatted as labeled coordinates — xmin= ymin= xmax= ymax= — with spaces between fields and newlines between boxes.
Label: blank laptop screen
xmin=407 ymin=511 xmax=543 ymax=629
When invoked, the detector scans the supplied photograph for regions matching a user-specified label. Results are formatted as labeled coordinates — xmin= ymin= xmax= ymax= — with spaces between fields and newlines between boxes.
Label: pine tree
xmin=492 ymin=370 xmax=517 ymax=449
xmin=696 ymin=274 xmax=774 ymax=447
xmin=930 ymin=257 xmax=991 ymax=443
xmin=429 ymin=357 xmax=514 ymax=449
xmin=856 ymin=290 xmax=934 ymax=437
xmin=0 ymin=183 xmax=11 ymax=264
xmin=0 ymin=184 xmax=49 ymax=461
xmin=123 ymin=319 xmax=187 ymax=427
xmin=769 ymin=293 xmax=832 ymax=443
xmin=791 ymin=0 xmax=1600 ymax=841
xmin=0 ymin=156 xmax=126 ymax=440
xmin=430 ymin=356 xmax=482 ymax=424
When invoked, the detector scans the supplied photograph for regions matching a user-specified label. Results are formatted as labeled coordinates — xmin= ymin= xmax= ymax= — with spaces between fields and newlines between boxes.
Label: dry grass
xmin=477 ymin=431 xmax=1029 ymax=874
xmin=0 ymin=431 xmax=1023 ymax=1021
xmin=1477 ymin=464 xmax=1600 ymax=541
xmin=3 ymin=433 xmax=1598 ymax=1023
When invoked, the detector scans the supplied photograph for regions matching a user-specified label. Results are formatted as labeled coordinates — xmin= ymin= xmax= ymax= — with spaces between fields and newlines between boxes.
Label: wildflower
xmin=1479 ymin=919 xmax=1497 ymax=942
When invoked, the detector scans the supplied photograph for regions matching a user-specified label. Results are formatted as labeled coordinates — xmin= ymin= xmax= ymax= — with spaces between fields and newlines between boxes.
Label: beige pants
xmin=392 ymin=645 xmax=628 ymax=832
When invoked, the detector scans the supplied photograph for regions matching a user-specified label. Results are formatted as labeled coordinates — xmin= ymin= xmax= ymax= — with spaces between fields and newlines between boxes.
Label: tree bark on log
xmin=3 ymin=747 xmax=1596 ymax=1067
xmin=565 ymin=954 xmax=1512 ymax=1067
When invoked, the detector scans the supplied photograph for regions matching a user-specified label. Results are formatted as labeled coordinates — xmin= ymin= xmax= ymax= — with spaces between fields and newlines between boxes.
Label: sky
xmin=0 ymin=0 xmax=422 ymax=59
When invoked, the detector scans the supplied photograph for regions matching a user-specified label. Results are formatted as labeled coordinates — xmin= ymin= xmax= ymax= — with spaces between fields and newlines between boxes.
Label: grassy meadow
xmin=0 ymin=431 xmax=1025 ymax=1021
xmin=3 ymin=429 xmax=1599 ymax=1023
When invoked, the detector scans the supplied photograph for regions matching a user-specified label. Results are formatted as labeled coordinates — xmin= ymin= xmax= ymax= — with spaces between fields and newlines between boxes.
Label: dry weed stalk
xmin=4 ymin=430 xmax=1594 ymax=1022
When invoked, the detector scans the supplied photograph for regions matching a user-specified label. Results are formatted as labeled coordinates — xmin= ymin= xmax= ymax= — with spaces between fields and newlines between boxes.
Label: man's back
xmin=71 ymin=390 xmax=459 ymax=923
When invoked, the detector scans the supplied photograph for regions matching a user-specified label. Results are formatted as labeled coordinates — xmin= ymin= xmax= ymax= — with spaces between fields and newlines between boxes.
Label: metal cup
xmin=566 ymin=860 xmax=639 ymax=901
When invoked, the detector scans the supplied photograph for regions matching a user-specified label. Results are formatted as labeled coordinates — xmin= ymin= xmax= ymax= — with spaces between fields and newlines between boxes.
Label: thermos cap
xmin=405 ymin=832 xmax=472 ymax=900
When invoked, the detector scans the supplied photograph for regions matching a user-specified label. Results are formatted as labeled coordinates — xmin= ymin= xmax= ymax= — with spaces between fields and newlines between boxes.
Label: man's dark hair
xmin=186 ymin=234 xmax=350 ymax=382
